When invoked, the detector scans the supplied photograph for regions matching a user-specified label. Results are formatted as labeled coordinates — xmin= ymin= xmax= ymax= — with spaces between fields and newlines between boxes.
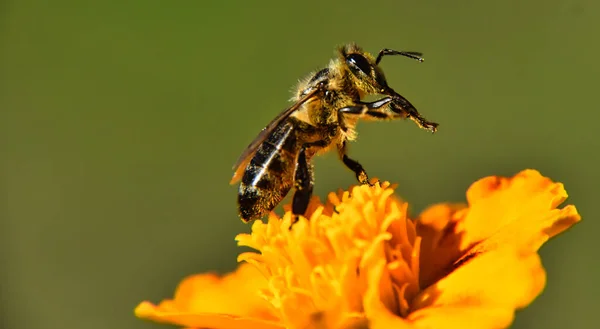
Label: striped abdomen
xmin=238 ymin=120 xmax=298 ymax=222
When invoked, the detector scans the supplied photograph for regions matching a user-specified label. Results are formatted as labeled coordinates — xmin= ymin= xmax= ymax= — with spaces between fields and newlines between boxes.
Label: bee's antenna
xmin=375 ymin=49 xmax=424 ymax=64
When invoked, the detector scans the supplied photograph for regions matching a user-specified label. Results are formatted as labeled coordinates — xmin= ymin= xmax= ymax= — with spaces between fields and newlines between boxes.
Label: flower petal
xmin=409 ymin=247 xmax=546 ymax=327
xmin=362 ymin=247 xmax=523 ymax=329
xmin=408 ymin=306 xmax=515 ymax=329
xmin=460 ymin=205 xmax=580 ymax=262
xmin=415 ymin=203 xmax=467 ymax=288
xmin=135 ymin=302 xmax=283 ymax=329
xmin=416 ymin=170 xmax=580 ymax=286
xmin=458 ymin=169 xmax=579 ymax=251
xmin=362 ymin=259 xmax=415 ymax=329
xmin=135 ymin=263 xmax=278 ymax=327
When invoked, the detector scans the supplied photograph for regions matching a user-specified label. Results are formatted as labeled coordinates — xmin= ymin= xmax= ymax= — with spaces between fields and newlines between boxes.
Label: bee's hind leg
xmin=291 ymin=146 xmax=314 ymax=223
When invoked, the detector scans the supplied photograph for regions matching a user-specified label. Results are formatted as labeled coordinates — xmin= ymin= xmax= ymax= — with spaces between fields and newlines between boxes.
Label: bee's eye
xmin=347 ymin=53 xmax=372 ymax=76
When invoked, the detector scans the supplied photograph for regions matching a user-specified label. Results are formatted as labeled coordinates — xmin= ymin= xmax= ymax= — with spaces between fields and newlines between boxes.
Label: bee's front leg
xmin=388 ymin=92 xmax=438 ymax=133
xmin=337 ymin=97 xmax=394 ymax=131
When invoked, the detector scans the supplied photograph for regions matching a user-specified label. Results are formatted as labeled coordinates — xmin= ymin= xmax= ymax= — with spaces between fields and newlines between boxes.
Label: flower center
xmin=236 ymin=182 xmax=421 ymax=328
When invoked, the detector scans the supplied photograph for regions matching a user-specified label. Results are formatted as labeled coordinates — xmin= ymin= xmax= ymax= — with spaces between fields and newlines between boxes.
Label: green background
xmin=1 ymin=1 xmax=597 ymax=329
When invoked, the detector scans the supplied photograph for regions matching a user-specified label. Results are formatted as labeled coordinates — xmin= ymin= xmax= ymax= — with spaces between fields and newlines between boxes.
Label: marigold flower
xmin=135 ymin=169 xmax=580 ymax=329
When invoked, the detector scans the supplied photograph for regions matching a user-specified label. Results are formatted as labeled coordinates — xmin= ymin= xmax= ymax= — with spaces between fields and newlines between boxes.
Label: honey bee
xmin=230 ymin=43 xmax=438 ymax=223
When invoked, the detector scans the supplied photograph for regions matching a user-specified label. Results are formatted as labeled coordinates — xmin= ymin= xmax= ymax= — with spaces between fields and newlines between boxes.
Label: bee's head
xmin=340 ymin=44 xmax=389 ymax=95
xmin=339 ymin=44 xmax=424 ymax=96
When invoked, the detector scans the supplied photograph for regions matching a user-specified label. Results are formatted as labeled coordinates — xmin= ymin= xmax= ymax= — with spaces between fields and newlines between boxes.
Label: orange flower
xmin=135 ymin=169 xmax=580 ymax=329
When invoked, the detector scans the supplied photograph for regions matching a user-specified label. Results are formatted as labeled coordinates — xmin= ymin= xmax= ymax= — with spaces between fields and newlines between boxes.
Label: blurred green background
xmin=1 ymin=1 xmax=597 ymax=328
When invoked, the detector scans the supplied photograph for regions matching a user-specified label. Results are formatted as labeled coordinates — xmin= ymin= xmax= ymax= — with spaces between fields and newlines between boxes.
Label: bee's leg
xmin=388 ymin=92 xmax=439 ymax=132
xmin=337 ymin=98 xmax=393 ymax=132
xmin=291 ymin=145 xmax=314 ymax=223
xmin=337 ymin=97 xmax=396 ymax=127
xmin=337 ymin=141 xmax=373 ymax=186
xmin=339 ymin=97 xmax=438 ymax=133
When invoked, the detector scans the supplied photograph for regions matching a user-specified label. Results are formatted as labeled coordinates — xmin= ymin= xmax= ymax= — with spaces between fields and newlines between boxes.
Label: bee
xmin=230 ymin=43 xmax=438 ymax=223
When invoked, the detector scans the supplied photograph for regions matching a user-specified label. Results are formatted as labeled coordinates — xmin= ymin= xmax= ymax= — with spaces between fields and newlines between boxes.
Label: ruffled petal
xmin=409 ymin=247 xmax=545 ymax=327
xmin=409 ymin=306 xmax=515 ymax=329
xmin=363 ymin=247 xmax=542 ymax=329
xmin=415 ymin=203 xmax=467 ymax=288
xmin=458 ymin=169 xmax=579 ymax=251
xmin=363 ymin=258 xmax=415 ymax=329
xmin=135 ymin=303 xmax=283 ymax=329
xmin=135 ymin=263 xmax=278 ymax=327
xmin=417 ymin=169 xmax=580 ymax=286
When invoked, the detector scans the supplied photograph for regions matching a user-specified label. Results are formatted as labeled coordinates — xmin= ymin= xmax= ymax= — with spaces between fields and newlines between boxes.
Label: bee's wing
xmin=230 ymin=88 xmax=320 ymax=185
